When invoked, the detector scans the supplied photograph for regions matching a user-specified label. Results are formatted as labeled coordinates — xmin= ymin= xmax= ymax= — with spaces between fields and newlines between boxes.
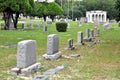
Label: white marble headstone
xmin=47 ymin=34 xmax=59 ymax=55
xmin=17 ymin=40 xmax=36 ymax=68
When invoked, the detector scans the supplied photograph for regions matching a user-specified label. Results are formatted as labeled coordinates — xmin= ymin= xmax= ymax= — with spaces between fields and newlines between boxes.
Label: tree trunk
xmin=50 ymin=15 xmax=55 ymax=22
xmin=43 ymin=15 xmax=46 ymax=21
xmin=3 ymin=12 xmax=11 ymax=30
xmin=11 ymin=12 xmax=19 ymax=29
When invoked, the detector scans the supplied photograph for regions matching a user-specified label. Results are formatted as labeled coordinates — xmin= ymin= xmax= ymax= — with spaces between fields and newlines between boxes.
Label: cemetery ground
xmin=0 ymin=19 xmax=120 ymax=80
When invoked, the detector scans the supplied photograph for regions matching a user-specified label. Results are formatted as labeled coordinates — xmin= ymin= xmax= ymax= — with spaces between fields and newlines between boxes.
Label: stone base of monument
xmin=42 ymin=51 xmax=62 ymax=60
xmin=65 ymin=46 xmax=75 ymax=50
xmin=10 ymin=63 xmax=41 ymax=76
xmin=83 ymin=37 xmax=92 ymax=42
xmin=77 ymin=43 xmax=84 ymax=45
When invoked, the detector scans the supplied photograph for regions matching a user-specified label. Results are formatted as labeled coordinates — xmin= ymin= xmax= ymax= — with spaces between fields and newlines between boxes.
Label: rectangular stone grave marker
xmin=67 ymin=23 xmax=70 ymax=29
xmin=9 ymin=22 xmax=15 ymax=30
xmin=10 ymin=40 xmax=41 ymax=75
xmin=77 ymin=31 xmax=84 ymax=45
xmin=17 ymin=40 xmax=36 ymax=68
xmin=42 ymin=34 xmax=62 ymax=60
xmin=43 ymin=26 xmax=47 ymax=32
xmin=66 ymin=39 xmax=75 ymax=50
xmin=22 ymin=22 xmax=27 ymax=29
xmin=90 ymin=29 xmax=95 ymax=40
xmin=84 ymin=28 xmax=91 ymax=41
xmin=30 ymin=22 xmax=34 ymax=29
xmin=78 ymin=21 xmax=81 ymax=27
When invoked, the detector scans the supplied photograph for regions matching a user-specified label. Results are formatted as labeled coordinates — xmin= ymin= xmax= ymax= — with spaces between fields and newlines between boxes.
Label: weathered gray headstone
xmin=77 ymin=32 xmax=84 ymax=45
xmin=17 ymin=40 xmax=36 ymax=68
xmin=43 ymin=26 xmax=47 ymax=32
xmin=42 ymin=34 xmax=62 ymax=60
xmin=33 ymin=65 xmax=65 ymax=80
xmin=77 ymin=21 xmax=81 ymax=27
xmin=66 ymin=39 xmax=75 ymax=50
xmin=118 ymin=21 xmax=120 ymax=27
xmin=30 ymin=22 xmax=34 ymax=29
xmin=84 ymin=28 xmax=91 ymax=41
xmin=89 ymin=29 xmax=95 ymax=40
xmin=22 ymin=22 xmax=27 ymax=29
xmin=67 ymin=23 xmax=70 ymax=29
xmin=103 ymin=22 xmax=110 ymax=31
xmin=10 ymin=40 xmax=41 ymax=75
xmin=9 ymin=22 xmax=15 ymax=30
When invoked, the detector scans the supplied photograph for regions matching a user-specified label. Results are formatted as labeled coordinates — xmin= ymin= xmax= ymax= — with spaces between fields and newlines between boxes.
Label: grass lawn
xmin=0 ymin=19 xmax=120 ymax=80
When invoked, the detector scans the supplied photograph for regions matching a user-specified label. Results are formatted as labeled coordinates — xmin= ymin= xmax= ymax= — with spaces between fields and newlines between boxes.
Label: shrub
xmin=56 ymin=22 xmax=67 ymax=32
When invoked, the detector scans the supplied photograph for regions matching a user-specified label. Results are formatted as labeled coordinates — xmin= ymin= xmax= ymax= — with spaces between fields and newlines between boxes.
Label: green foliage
xmin=0 ymin=20 xmax=120 ymax=79
xmin=35 ymin=2 xmax=63 ymax=21
xmin=0 ymin=0 xmax=34 ymax=29
xmin=58 ymin=0 xmax=116 ymax=20
xmin=46 ymin=2 xmax=63 ymax=16
xmin=56 ymin=22 xmax=67 ymax=32
xmin=0 ymin=0 xmax=33 ymax=13
xmin=115 ymin=0 xmax=120 ymax=21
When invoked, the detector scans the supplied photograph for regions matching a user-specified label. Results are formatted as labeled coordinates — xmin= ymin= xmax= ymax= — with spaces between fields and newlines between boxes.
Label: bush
xmin=56 ymin=22 xmax=67 ymax=32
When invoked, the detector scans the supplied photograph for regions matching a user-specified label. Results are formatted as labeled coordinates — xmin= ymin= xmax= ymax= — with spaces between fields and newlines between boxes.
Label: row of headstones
xmin=10 ymin=34 xmax=61 ymax=76
xmin=67 ymin=28 xmax=100 ymax=50
xmin=22 ymin=22 xmax=46 ymax=29
xmin=10 ymin=28 xmax=99 ymax=76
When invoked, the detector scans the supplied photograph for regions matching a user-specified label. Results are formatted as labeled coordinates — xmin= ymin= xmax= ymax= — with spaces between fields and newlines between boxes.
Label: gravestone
xmin=67 ymin=23 xmax=70 ymax=29
xmin=66 ymin=39 xmax=75 ymax=50
xmin=42 ymin=34 xmax=62 ymax=60
xmin=29 ymin=22 xmax=34 ymax=29
xmin=93 ymin=20 xmax=99 ymax=37
xmin=103 ymin=22 xmax=110 ymax=31
xmin=37 ymin=24 xmax=40 ymax=28
xmin=90 ymin=29 xmax=95 ymax=40
xmin=84 ymin=28 xmax=91 ymax=41
xmin=43 ymin=25 xmax=47 ymax=32
xmin=22 ymin=22 xmax=27 ymax=29
xmin=118 ymin=21 xmax=120 ymax=27
xmin=9 ymin=22 xmax=15 ymax=30
xmin=10 ymin=40 xmax=41 ymax=75
xmin=77 ymin=21 xmax=81 ymax=27
xmin=77 ymin=31 xmax=84 ymax=45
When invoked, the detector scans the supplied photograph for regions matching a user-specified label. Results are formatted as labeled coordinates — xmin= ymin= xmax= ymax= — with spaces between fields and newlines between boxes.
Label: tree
xmin=115 ymin=0 xmax=120 ymax=21
xmin=0 ymin=0 xmax=34 ymax=30
xmin=46 ymin=2 xmax=63 ymax=21
xmin=35 ymin=2 xmax=63 ymax=21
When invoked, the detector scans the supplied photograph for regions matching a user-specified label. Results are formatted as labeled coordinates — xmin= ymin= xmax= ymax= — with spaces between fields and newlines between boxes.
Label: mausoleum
xmin=86 ymin=10 xmax=107 ymax=23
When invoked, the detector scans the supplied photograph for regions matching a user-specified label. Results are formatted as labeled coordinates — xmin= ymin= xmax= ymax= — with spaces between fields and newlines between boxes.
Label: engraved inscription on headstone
xmin=42 ymin=34 xmax=62 ymax=60
xmin=47 ymin=34 xmax=59 ymax=55
xmin=17 ymin=40 xmax=36 ymax=68
xmin=10 ymin=40 xmax=41 ymax=75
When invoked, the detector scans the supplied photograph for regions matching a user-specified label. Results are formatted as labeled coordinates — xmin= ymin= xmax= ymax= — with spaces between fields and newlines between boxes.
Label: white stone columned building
xmin=86 ymin=10 xmax=107 ymax=23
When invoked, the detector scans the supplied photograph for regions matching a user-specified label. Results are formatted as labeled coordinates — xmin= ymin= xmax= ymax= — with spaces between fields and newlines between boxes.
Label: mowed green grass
xmin=0 ymin=19 xmax=120 ymax=80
